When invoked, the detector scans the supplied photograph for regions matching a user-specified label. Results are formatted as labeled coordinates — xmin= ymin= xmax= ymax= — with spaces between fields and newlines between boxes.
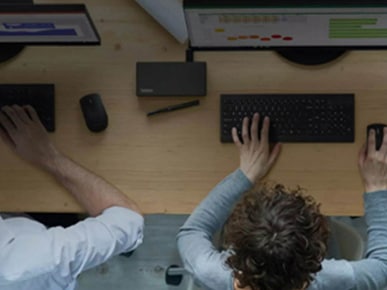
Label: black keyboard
xmin=221 ymin=94 xmax=354 ymax=143
xmin=0 ymin=84 xmax=55 ymax=132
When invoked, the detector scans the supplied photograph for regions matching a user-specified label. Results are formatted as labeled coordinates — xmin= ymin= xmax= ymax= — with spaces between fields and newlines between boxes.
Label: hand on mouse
xmin=359 ymin=127 xmax=387 ymax=193
xmin=0 ymin=105 xmax=60 ymax=169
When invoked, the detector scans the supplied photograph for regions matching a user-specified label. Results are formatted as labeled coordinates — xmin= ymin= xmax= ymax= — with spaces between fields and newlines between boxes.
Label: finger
xmin=24 ymin=105 xmax=40 ymax=122
xmin=250 ymin=113 xmax=259 ymax=144
xmin=267 ymin=143 xmax=282 ymax=168
xmin=379 ymin=127 xmax=387 ymax=154
xmin=2 ymin=106 xmax=24 ymax=128
xmin=12 ymin=105 xmax=31 ymax=123
xmin=241 ymin=117 xmax=250 ymax=145
xmin=232 ymin=127 xmax=242 ymax=148
xmin=0 ymin=110 xmax=16 ymax=134
xmin=0 ymin=126 xmax=15 ymax=148
xmin=24 ymin=106 xmax=46 ymax=131
xmin=358 ymin=142 xmax=367 ymax=167
xmin=260 ymin=116 xmax=270 ymax=147
xmin=367 ymin=129 xmax=376 ymax=156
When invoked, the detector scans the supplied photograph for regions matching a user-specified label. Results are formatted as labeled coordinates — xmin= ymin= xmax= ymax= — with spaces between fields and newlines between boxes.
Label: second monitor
xmin=183 ymin=0 xmax=387 ymax=65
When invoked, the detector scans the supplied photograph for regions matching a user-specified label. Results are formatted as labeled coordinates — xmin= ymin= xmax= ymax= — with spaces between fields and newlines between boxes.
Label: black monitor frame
xmin=183 ymin=0 xmax=387 ymax=65
xmin=0 ymin=1 xmax=100 ymax=62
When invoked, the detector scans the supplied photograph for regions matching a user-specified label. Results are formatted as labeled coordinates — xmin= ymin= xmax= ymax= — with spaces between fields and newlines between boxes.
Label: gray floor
xmin=75 ymin=215 xmax=368 ymax=290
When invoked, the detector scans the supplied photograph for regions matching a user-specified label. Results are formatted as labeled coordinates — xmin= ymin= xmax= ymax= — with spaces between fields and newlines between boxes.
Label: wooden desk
xmin=0 ymin=0 xmax=386 ymax=215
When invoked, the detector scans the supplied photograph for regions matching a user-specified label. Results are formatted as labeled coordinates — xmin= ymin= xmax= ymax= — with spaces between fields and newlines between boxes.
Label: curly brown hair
xmin=223 ymin=184 xmax=329 ymax=290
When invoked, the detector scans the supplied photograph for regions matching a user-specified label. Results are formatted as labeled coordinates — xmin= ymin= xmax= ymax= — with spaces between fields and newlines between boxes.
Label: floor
xmin=76 ymin=214 xmax=192 ymax=290
xmin=74 ymin=214 xmax=368 ymax=290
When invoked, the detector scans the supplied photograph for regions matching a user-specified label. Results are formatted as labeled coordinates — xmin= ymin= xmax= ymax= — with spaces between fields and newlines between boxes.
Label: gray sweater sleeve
xmin=310 ymin=191 xmax=387 ymax=290
xmin=177 ymin=169 xmax=252 ymax=290
xmin=348 ymin=191 xmax=387 ymax=290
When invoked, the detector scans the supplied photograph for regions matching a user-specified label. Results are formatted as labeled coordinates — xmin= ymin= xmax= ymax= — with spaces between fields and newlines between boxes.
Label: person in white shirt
xmin=0 ymin=105 xmax=144 ymax=290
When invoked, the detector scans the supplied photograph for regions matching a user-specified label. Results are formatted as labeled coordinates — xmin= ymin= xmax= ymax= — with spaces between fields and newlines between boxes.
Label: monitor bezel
xmin=0 ymin=4 xmax=101 ymax=46
xmin=184 ymin=0 xmax=387 ymax=8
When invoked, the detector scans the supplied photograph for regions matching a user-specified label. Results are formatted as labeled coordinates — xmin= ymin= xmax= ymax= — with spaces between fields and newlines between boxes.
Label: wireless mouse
xmin=80 ymin=93 xmax=108 ymax=132
xmin=367 ymin=123 xmax=387 ymax=150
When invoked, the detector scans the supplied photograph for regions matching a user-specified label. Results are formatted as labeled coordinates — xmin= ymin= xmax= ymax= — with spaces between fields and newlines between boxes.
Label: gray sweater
xmin=177 ymin=169 xmax=387 ymax=290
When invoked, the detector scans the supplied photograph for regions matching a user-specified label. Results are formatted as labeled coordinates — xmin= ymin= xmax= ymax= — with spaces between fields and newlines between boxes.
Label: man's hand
xmin=0 ymin=105 xmax=142 ymax=216
xmin=232 ymin=113 xmax=281 ymax=183
xmin=0 ymin=105 xmax=59 ymax=169
xmin=359 ymin=127 xmax=387 ymax=193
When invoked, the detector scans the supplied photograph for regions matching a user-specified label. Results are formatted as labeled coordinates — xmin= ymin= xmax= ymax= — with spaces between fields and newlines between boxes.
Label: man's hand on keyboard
xmin=0 ymin=105 xmax=59 ymax=168
xmin=232 ymin=113 xmax=281 ymax=183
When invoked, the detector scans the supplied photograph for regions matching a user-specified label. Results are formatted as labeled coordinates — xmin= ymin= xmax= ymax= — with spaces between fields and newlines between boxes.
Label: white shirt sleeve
xmin=47 ymin=206 xmax=144 ymax=283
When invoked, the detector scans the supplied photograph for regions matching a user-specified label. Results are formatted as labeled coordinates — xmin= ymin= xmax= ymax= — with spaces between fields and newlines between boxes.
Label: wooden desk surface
xmin=0 ymin=0 xmax=386 ymax=215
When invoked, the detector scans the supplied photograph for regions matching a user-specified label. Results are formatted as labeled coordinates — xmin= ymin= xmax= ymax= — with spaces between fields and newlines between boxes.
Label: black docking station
xmin=136 ymin=61 xmax=206 ymax=96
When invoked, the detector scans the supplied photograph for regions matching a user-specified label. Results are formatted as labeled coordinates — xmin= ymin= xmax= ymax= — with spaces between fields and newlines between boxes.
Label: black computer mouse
xmin=80 ymin=93 xmax=108 ymax=132
xmin=367 ymin=123 xmax=387 ymax=150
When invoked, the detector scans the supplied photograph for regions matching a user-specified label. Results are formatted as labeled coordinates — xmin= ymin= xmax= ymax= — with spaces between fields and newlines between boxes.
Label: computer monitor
xmin=183 ymin=0 xmax=387 ymax=65
xmin=0 ymin=0 xmax=100 ymax=63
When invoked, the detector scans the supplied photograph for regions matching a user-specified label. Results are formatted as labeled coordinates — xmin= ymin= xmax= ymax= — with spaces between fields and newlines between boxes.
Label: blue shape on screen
xmin=0 ymin=29 xmax=78 ymax=36
xmin=4 ymin=23 xmax=56 ymax=29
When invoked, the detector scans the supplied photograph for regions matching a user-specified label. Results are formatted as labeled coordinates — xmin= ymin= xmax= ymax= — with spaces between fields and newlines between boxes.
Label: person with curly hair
xmin=223 ymin=184 xmax=329 ymax=290
xmin=177 ymin=112 xmax=387 ymax=290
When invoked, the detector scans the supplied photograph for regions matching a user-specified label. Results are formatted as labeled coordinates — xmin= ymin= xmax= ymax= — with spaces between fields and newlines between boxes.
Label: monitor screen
xmin=184 ymin=0 xmax=387 ymax=49
xmin=0 ymin=4 xmax=100 ymax=45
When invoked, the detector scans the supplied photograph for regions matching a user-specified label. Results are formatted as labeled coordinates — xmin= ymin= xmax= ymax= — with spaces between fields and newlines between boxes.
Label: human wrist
xmin=240 ymin=167 xmax=257 ymax=183
xmin=364 ymin=183 xmax=387 ymax=193
xmin=363 ymin=178 xmax=387 ymax=192
xmin=40 ymin=147 xmax=66 ymax=172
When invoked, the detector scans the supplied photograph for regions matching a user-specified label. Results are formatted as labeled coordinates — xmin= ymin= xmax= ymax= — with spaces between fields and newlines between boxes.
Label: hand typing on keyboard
xmin=232 ymin=113 xmax=281 ymax=182
xmin=0 ymin=84 xmax=55 ymax=132
xmin=0 ymin=105 xmax=56 ymax=167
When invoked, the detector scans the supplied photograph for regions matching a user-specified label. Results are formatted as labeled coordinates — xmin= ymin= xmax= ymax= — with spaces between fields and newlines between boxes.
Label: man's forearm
xmin=43 ymin=150 xmax=141 ymax=216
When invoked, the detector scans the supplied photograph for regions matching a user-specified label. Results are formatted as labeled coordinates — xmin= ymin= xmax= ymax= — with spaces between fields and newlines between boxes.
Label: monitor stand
xmin=276 ymin=47 xmax=347 ymax=65
xmin=0 ymin=0 xmax=33 ymax=63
